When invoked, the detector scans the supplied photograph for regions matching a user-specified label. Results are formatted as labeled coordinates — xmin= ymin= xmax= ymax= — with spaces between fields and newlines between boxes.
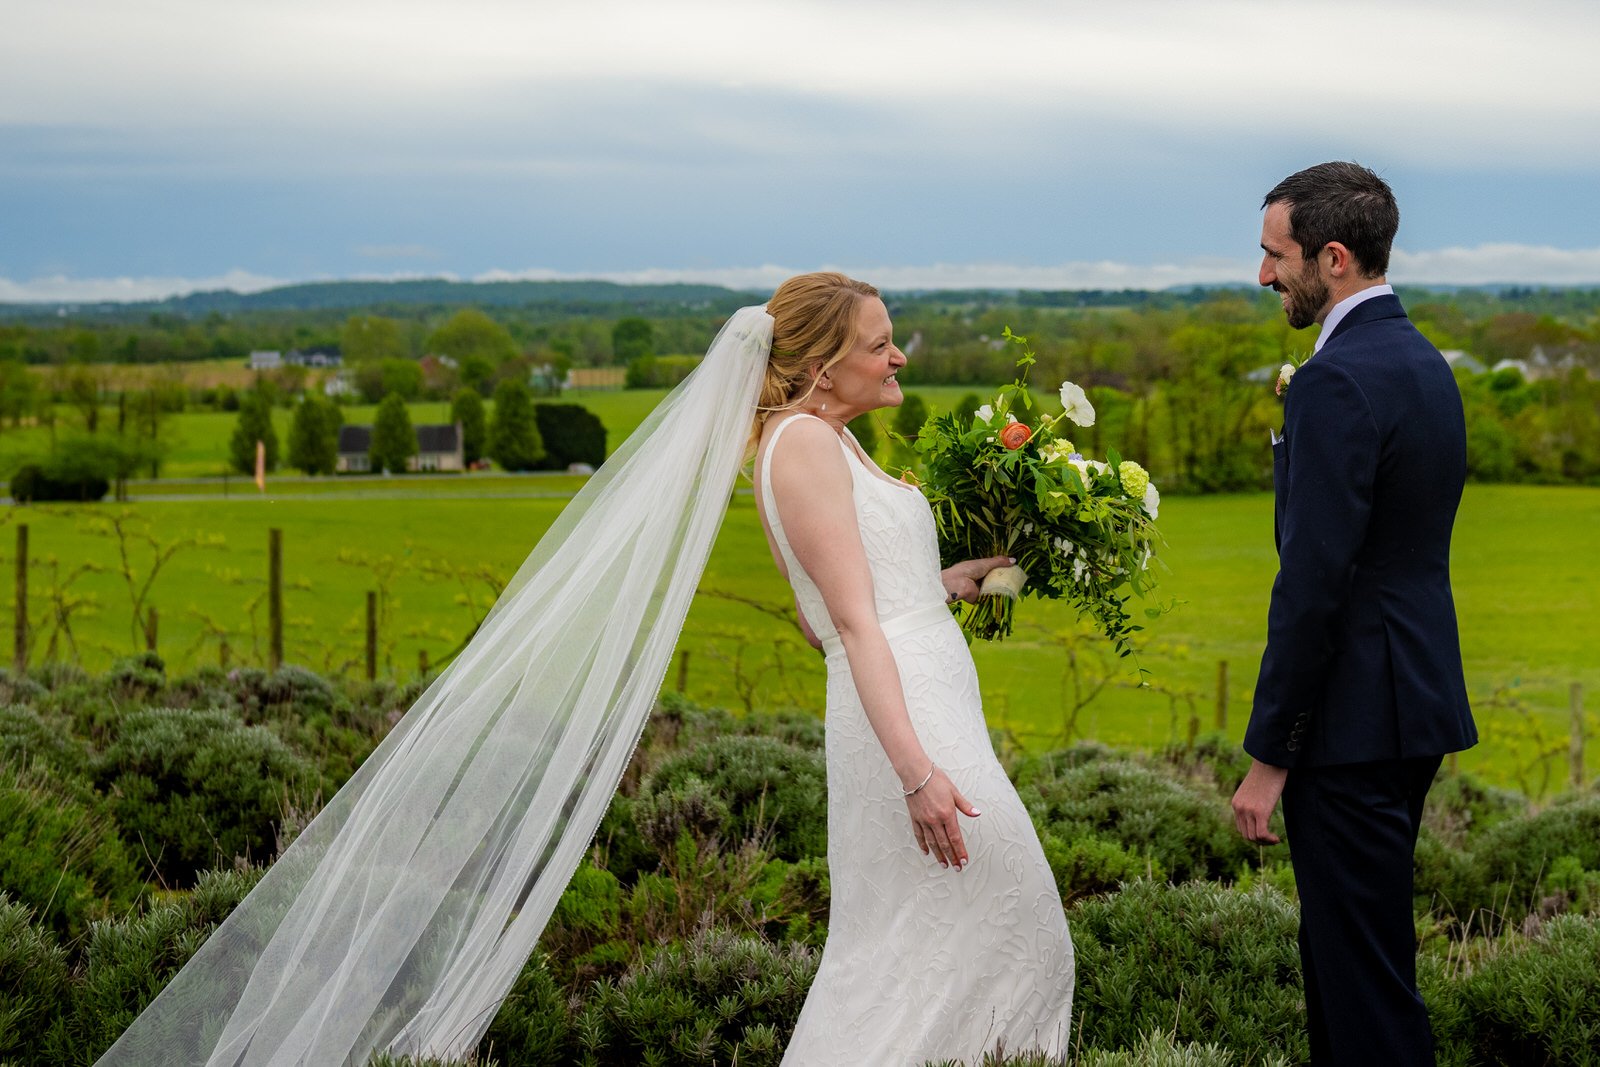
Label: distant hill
xmin=4 ymin=276 xmax=1596 ymax=325
xmin=0 ymin=278 xmax=763 ymax=319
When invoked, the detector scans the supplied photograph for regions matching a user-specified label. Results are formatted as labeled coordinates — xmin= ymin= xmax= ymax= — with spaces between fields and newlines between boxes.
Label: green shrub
xmin=9 ymin=460 xmax=110 ymax=503
xmin=532 ymin=403 xmax=607 ymax=470
xmin=161 ymin=665 xmax=237 ymax=710
xmin=1011 ymin=743 xmax=1123 ymax=788
xmin=1425 ymin=915 xmax=1600 ymax=1067
xmin=0 ymin=764 xmax=143 ymax=937
xmin=1422 ymin=771 xmax=1529 ymax=849
xmin=0 ymin=668 xmax=49 ymax=705
xmin=574 ymin=927 xmax=817 ymax=1066
xmin=540 ymin=862 xmax=628 ymax=988
xmin=625 ymin=354 xmax=701 ymax=389
xmin=92 ymin=707 xmax=315 ymax=884
xmin=104 ymin=651 xmax=166 ymax=700
xmin=480 ymin=953 xmax=574 ymax=1065
xmin=1019 ymin=759 xmax=1269 ymax=883
xmin=1423 ymin=795 xmax=1600 ymax=931
xmin=928 ymin=1030 xmax=1282 ymax=1066
xmin=1040 ymin=832 xmax=1166 ymax=906
xmin=1158 ymin=733 xmax=1253 ymax=796
xmin=634 ymin=735 xmax=826 ymax=863
xmin=46 ymin=867 xmax=261 ymax=1065
xmin=0 ymin=704 xmax=89 ymax=778
xmin=25 ymin=662 xmax=89 ymax=693
xmin=0 ymin=896 xmax=71 ymax=1063
xmin=1068 ymin=880 xmax=1307 ymax=1062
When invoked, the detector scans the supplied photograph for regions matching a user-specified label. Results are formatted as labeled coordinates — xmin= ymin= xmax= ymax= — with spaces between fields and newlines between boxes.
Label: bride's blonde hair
xmin=749 ymin=271 xmax=880 ymax=454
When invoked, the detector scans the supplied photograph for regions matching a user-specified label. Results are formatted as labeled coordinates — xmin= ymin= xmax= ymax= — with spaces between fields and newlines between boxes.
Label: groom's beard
xmin=1278 ymin=260 xmax=1330 ymax=330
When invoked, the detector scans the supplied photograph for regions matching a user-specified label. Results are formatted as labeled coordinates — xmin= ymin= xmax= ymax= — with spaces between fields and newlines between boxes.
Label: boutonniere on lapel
xmin=1275 ymin=351 xmax=1312 ymax=397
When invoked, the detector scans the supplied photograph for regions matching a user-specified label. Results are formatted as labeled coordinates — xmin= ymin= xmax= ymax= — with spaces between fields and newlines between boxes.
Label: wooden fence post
xmin=268 ymin=528 xmax=283 ymax=671
xmin=1214 ymin=660 xmax=1228 ymax=732
xmin=366 ymin=592 xmax=378 ymax=681
xmin=13 ymin=524 xmax=26 ymax=674
xmin=418 ymin=649 xmax=430 ymax=677
xmin=1573 ymin=682 xmax=1586 ymax=791
xmin=144 ymin=606 xmax=158 ymax=653
xmin=676 ymin=649 xmax=690 ymax=693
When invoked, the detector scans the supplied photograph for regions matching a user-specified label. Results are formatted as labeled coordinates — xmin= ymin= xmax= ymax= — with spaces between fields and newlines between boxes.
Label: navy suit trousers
xmin=1282 ymin=755 xmax=1442 ymax=1066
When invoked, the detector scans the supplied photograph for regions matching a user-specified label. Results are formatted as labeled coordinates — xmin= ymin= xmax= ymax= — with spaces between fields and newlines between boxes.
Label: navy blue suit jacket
xmin=1245 ymin=293 xmax=1477 ymax=768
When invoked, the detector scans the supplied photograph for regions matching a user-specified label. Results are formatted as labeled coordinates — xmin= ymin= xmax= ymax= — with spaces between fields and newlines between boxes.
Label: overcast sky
xmin=4 ymin=0 xmax=1599 ymax=301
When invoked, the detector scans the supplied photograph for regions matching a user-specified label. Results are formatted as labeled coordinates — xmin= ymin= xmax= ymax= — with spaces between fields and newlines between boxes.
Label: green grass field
xmin=5 ymin=483 xmax=1595 ymax=796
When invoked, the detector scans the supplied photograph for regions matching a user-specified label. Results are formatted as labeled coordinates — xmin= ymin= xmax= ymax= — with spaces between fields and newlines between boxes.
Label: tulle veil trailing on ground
xmin=95 ymin=307 xmax=774 ymax=1066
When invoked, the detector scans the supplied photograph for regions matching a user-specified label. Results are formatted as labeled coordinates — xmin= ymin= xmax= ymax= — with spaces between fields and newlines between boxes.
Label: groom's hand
xmin=1231 ymin=759 xmax=1288 ymax=844
xmin=941 ymin=556 xmax=1014 ymax=604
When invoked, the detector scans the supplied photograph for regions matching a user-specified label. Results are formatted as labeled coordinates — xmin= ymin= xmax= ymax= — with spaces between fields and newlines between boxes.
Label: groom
xmin=1231 ymin=162 xmax=1477 ymax=1064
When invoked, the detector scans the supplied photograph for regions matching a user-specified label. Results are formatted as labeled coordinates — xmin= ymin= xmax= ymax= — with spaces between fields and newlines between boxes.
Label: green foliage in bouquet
xmin=914 ymin=329 xmax=1163 ymax=649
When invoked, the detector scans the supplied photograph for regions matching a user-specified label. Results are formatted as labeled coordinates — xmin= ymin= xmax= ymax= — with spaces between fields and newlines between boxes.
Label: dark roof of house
xmin=337 ymin=425 xmax=371 ymax=453
xmin=337 ymin=423 xmax=461 ymax=455
xmin=416 ymin=424 xmax=461 ymax=453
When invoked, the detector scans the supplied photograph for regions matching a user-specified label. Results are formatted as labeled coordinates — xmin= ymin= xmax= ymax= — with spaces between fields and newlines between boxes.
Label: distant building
xmin=1441 ymin=350 xmax=1485 ymax=375
xmin=323 ymin=371 xmax=356 ymax=398
xmin=564 ymin=367 xmax=627 ymax=390
xmin=336 ymin=422 xmax=465 ymax=473
xmin=248 ymin=350 xmax=283 ymax=371
xmin=286 ymin=347 xmax=343 ymax=369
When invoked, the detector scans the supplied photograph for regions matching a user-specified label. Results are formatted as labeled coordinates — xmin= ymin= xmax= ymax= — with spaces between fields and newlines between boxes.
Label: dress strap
xmin=759 ymin=413 xmax=854 ymax=533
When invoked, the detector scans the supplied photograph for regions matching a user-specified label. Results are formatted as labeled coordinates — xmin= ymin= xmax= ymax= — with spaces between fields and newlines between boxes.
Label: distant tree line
xmin=2 ymin=288 xmax=1596 ymax=493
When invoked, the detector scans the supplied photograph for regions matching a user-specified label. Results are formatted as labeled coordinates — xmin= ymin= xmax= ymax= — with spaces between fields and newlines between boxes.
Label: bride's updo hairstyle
xmin=750 ymin=271 xmax=880 ymax=453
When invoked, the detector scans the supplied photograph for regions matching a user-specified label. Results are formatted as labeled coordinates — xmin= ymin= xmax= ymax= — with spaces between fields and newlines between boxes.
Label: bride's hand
xmin=905 ymin=766 xmax=981 ymax=870
xmin=940 ymin=556 xmax=1015 ymax=605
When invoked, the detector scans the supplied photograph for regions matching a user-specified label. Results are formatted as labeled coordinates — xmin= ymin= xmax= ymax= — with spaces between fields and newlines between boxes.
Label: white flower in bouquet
xmin=1143 ymin=483 xmax=1161 ymax=520
xmin=1058 ymin=381 xmax=1096 ymax=427
xmin=974 ymin=403 xmax=995 ymax=424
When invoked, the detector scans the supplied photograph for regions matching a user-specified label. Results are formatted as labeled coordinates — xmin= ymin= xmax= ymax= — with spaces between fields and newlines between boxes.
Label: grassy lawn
xmin=5 ymin=483 xmax=1595 ymax=796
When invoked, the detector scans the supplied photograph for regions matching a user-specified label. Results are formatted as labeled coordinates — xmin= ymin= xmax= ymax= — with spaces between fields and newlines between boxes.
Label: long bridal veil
xmin=96 ymin=306 xmax=774 ymax=1066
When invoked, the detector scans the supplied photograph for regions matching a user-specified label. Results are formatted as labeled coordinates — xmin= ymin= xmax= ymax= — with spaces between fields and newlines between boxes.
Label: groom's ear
xmin=1321 ymin=240 xmax=1360 ymax=279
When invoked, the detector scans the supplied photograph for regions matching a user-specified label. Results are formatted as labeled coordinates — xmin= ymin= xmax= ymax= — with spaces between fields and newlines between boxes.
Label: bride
xmin=94 ymin=271 xmax=1072 ymax=1066
xmin=756 ymin=273 xmax=1073 ymax=1063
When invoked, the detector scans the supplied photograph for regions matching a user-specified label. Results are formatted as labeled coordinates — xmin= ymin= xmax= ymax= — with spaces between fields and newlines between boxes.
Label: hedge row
xmin=1 ymin=675 xmax=1597 ymax=1065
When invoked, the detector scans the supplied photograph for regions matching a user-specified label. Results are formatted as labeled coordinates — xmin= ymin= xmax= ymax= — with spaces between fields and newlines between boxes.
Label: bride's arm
xmin=770 ymin=418 xmax=979 ymax=869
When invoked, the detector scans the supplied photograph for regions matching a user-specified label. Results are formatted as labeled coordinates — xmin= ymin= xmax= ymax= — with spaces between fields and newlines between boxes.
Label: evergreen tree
xmin=451 ymin=388 xmax=487 ymax=466
xmin=288 ymin=394 xmax=343 ymax=475
xmin=228 ymin=391 xmax=278 ymax=475
xmin=368 ymin=394 xmax=416 ymax=474
xmin=489 ymin=379 xmax=545 ymax=471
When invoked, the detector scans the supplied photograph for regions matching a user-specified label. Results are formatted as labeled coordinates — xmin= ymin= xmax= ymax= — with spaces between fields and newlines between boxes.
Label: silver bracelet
xmin=902 ymin=764 xmax=936 ymax=797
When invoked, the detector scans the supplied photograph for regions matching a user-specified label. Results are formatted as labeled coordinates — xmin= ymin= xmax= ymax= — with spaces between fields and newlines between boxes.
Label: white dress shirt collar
xmin=1315 ymin=284 xmax=1393 ymax=352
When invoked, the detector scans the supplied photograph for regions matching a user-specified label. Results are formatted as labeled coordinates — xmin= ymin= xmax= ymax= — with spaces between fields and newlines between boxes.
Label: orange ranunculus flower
xmin=999 ymin=422 xmax=1033 ymax=450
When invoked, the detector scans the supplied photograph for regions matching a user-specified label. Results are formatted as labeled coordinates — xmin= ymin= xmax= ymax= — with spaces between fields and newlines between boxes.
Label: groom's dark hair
xmin=1263 ymin=162 xmax=1398 ymax=278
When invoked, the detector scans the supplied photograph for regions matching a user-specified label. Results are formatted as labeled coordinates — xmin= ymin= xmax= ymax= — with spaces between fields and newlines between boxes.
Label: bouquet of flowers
xmin=913 ymin=329 xmax=1163 ymax=649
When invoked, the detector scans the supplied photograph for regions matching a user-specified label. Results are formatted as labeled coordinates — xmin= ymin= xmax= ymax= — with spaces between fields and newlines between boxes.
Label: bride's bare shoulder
xmin=764 ymin=415 xmax=842 ymax=467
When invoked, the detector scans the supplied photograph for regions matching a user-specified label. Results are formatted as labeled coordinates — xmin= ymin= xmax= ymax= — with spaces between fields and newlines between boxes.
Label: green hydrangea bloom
xmin=1118 ymin=461 xmax=1149 ymax=499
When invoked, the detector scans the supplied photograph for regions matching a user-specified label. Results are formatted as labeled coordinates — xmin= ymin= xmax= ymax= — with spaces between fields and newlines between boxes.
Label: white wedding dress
xmin=760 ymin=414 xmax=1075 ymax=1066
